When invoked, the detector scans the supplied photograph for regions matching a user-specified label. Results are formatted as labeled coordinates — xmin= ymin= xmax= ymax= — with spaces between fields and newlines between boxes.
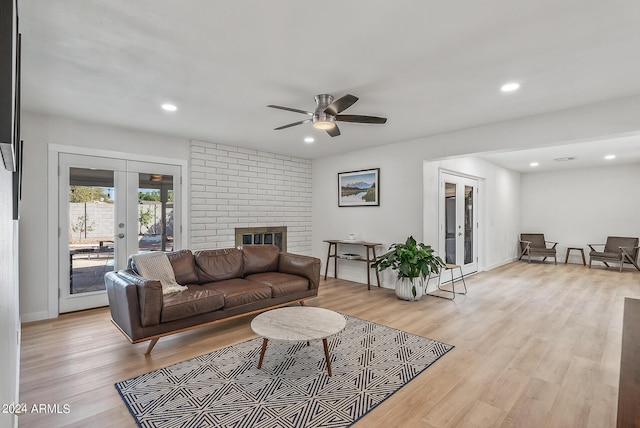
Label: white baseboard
xmin=20 ymin=311 xmax=54 ymax=323
xmin=482 ymin=257 xmax=519 ymax=272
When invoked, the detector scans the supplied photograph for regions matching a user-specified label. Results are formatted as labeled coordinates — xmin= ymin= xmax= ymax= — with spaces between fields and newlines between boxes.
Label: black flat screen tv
xmin=0 ymin=0 xmax=19 ymax=172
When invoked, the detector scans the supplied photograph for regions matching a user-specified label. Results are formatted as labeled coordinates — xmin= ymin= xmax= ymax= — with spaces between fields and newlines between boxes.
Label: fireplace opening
xmin=235 ymin=226 xmax=287 ymax=252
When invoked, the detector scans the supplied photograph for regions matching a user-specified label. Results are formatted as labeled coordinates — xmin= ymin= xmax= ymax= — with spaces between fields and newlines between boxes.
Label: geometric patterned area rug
xmin=115 ymin=314 xmax=454 ymax=428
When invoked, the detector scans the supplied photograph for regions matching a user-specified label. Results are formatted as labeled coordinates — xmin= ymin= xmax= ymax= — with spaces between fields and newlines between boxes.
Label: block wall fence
xmin=189 ymin=140 xmax=313 ymax=255
xmin=68 ymin=202 xmax=168 ymax=243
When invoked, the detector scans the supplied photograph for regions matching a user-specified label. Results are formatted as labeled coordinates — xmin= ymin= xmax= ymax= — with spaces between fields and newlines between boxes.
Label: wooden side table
xmin=564 ymin=246 xmax=586 ymax=266
xmin=323 ymin=240 xmax=382 ymax=290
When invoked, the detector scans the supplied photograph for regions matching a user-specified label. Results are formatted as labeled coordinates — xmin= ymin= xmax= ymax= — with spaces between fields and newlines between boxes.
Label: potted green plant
xmin=372 ymin=236 xmax=445 ymax=301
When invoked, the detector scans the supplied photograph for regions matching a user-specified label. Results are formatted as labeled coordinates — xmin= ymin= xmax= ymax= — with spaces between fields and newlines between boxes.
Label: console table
xmin=323 ymin=240 xmax=382 ymax=290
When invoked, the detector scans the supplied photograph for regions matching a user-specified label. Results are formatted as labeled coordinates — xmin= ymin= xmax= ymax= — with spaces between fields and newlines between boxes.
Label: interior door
xmin=439 ymin=172 xmax=478 ymax=277
xmin=58 ymin=154 xmax=181 ymax=313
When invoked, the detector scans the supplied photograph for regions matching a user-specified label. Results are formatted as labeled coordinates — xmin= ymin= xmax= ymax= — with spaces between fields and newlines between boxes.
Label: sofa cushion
xmin=245 ymin=272 xmax=309 ymax=297
xmin=194 ymin=248 xmax=243 ymax=283
xmin=161 ymin=285 xmax=225 ymax=323
xmin=242 ymin=245 xmax=280 ymax=275
xmin=203 ymin=278 xmax=272 ymax=308
xmin=167 ymin=250 xmax=199 ymax=285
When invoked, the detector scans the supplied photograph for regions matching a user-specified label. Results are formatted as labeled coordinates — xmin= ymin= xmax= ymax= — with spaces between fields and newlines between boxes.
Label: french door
xmin=439 ymin=172 xmax=478 ymax=277
xmin=58 ymin=153 xmax=181 ymax=313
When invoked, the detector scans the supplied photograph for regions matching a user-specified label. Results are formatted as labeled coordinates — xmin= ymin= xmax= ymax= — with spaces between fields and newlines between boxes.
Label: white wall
xmin=312 ymin=144 xmax=424 ymax=286
xmin=521 ymin=163 xmax=640 ymax=263
xmin=20 ymin=112 xmax=190 ymax=321
xmin=0 ymin=168 xmax=19 ymax=428
xmin=190 ymin=140 xmax=312 ymax=254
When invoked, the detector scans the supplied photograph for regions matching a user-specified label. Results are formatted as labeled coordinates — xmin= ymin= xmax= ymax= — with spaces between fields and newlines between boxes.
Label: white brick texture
xmin=190 ymin=141 xmax=312 ymax=255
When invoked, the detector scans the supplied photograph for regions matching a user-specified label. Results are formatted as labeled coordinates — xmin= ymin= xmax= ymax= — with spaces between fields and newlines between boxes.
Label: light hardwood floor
xmin=19 ymin=262 xmax=639 ymax=427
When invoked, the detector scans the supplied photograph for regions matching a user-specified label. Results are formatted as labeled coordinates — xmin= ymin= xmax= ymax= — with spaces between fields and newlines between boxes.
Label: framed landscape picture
xmin=338 ymin=168 xmax=380 ymax=207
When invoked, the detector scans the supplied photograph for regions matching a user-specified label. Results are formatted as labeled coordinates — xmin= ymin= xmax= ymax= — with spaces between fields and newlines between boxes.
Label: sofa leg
xmin=299 ymin=300 xmax=306 ymax=306
xmin=145 ymin=338 xmax=159 ymax=355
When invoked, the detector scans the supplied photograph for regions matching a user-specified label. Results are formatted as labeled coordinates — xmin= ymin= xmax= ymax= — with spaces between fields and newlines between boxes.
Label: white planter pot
xmin=395 ymin=277 xmax=424 ymax=301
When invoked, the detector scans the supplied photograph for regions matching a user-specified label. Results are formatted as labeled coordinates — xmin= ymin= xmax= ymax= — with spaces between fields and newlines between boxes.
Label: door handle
xmin=458 ymin=232 xmax=462 ymax=236
xmin=117 ymin=233 xmax=125 ymax=239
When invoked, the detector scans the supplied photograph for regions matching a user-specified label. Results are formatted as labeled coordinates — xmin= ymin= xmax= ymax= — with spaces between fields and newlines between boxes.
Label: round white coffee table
xmin=251 ymin=306 xmax=346 ymax=376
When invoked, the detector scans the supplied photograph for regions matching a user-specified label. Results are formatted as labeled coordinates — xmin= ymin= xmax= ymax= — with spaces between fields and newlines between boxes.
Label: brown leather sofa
xmin=105 ymin=245 xmax=320 ymax=354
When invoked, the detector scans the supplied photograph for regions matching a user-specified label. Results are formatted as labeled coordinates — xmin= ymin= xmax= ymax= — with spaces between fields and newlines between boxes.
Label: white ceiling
xmin=18 ymin=0 xmax=640 ymax=163
xmin=479 ymin=134 xmax=640 ymax=173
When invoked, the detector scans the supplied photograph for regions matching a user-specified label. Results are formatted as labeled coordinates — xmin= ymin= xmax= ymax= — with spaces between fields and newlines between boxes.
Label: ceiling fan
xmin=267 ymin=94 xmax=387 ymax=137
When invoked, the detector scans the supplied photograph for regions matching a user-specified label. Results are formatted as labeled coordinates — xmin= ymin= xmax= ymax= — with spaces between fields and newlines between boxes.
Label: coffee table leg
xmin=322 ymin=338 xmax=332 ymax=376
xmin=257 ymin=338 xmax=268 ymax=369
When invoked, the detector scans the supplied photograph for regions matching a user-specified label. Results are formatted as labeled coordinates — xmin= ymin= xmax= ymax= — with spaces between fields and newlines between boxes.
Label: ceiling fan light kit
xmin=268 ymin=93 xmax=387 ymax=137
xmin=313 ymin=120 xmax=335 ymax=130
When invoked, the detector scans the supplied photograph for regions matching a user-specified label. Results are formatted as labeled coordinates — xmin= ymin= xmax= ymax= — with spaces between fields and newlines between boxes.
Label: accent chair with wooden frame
xmin=588 ymin=236 xmax=640 ymax=272
xmin=519 ymin=233 xmax=558 ymax=264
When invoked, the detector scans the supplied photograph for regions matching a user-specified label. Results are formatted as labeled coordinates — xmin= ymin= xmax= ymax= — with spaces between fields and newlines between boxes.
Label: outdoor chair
xmin=519 ymin=233 xmax=558 ymax=264
xmin=588 ymin=236 xmax=640 ymax=272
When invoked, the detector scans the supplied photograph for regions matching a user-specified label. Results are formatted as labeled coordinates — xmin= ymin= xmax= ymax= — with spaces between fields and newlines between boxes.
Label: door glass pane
xmin=138 ymin=173 xmax=174 ymax=253
xmin=464 ymin=185 xmax=474 ymax=264
xmin=68 ymin=167 xmax=114 ymax=294
xmin=445 ymin=182 xmax=456 ymax=264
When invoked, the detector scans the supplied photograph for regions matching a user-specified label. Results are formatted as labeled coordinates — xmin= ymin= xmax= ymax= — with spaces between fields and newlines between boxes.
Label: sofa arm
xmin=279 ymin=253 xmax=321 ymax=290
xmin=114 ymin=270 xmax=163 ymax=328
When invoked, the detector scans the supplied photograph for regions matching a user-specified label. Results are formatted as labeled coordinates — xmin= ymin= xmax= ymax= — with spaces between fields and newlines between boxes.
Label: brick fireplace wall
xmin=190 ymin=140 xmax=312 ymax=254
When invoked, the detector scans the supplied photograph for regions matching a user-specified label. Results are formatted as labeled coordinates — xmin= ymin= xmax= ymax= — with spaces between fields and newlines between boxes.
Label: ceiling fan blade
xmin=324 ymin=94 xmax=359 ymax=116
xmin=335 ymin=114 xmax=387 ymax=124
xmin=267 ymin=105 xmax=313 ymax=116
xmin=326 ymin=124 xmax=341 ymax=137
xmin=274 ymin=119 xmax=312 ymax=130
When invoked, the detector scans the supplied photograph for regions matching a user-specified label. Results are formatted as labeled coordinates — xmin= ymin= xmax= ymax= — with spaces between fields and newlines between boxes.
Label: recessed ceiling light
xmin=161 ymin=103 xmax=177 ymax=112
xmin=501 ymin=82 xmax=520 ymax=92
xmin=604 ymin=154 xmax=616 ymax=160
xmin=529 ymin=162 xmax=539 ymax=167
xmin=304 ymin=137 xmax=314 ymax=144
